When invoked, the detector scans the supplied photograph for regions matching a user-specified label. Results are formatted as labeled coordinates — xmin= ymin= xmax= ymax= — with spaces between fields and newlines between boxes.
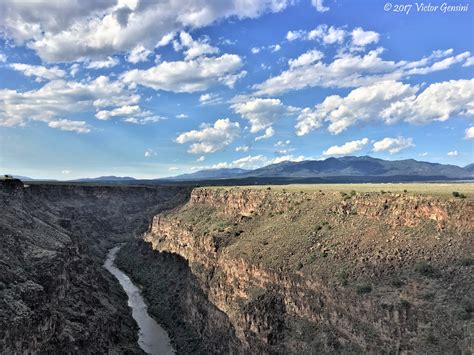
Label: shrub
xmin=400 ymin=299 xmax=410 ymax=308
xmin=452 ymin=191 xmax=460 ymax=197
xmin=456 ymin=307 xmax=472 ymax=320
xmin=391 ymin=277 xmax=404 ymax=288
xmin=356 ymin=284 xmax=372 ymax=295
xmin=415 ymin=262 xmax=436 ymax=277
xmin=337 ymin=270 xmax=349 ymax=286
xmin=266 ymin=187 xmax=271 ymax=190
xmin=426 ymin=333 xmax=438 ymax=345
xmin=421 ymin=292 xmax=435 ymax=301
xmin=350 ymin=190 xmax=356 ymax=196
xmin=459 ymin=257 xmax=474 ymax=266
xmin=404 ymin=189 xmax=408 ymax=193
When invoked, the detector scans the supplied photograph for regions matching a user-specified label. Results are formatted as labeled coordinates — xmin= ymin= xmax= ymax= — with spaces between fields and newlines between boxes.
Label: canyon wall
xmin=0 ymin=184 xmax=191 ymax=353
xmin=129 ymin=187 xmax=473 ymax=354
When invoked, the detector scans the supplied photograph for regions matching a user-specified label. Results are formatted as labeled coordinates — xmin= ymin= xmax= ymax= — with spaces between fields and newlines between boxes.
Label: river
xmin=104 ymin=245 xmax=175 ymax=355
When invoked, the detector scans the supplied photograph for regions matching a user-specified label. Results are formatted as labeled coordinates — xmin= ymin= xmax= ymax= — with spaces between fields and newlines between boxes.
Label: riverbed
xmin=104 ymin=245 xmax=175 ymax=355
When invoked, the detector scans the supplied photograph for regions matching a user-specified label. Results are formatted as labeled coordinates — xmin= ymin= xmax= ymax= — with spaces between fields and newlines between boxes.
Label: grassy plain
xmin=209 ymin=183 xmax=474 ymax=199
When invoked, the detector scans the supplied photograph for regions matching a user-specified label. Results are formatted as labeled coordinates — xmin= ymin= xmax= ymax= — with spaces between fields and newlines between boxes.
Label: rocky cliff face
xmin=136 ymin=188 xmax=473 ymax=354
xmin=0 ymin=184 xmax=191 ymax=354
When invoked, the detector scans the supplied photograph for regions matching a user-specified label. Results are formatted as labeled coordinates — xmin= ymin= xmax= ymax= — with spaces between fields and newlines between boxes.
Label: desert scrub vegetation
xmin=337 ymin=270 xmax=349 ymax=286
xmin=456 ymin=299 xmax=473 ymax=320
xmin=420 ymin=292 xmax=435 ymax=301
xmin=452 ymin=191 xmax=466 ymax=198
xmin=459 ymin=257 xmax=474 ymax=266
xmin=356 ymin=284 xmax=372 ymax=295
xmin=390 ymin=277 xmax=404 ymax=288
xmin=415 ymin=262 xmax=437 ymax=277
xmin=210 ymin=183 xmax=474 ymax=197
xmin=340 ymin=191 xmax=351 ymax=200
xmin=400 ymin=299 xmax=411 ymax=308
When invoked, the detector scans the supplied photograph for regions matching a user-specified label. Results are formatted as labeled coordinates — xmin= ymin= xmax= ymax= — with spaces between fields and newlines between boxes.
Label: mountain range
xmin=7 ymin=156 xmax=474 ymax=183
xmin=72 ymin=176 xmax=137 ymax=182
xmin=167 ymin=156 xmax=474 ymax=181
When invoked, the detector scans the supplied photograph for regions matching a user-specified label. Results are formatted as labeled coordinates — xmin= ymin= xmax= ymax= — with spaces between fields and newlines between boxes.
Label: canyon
xmin=1 ymin=183 xmax=473 ymax=354
xmin=121 ymin=187 xmax=473 ymax=354
xmin=0 ymin=183 xmax=191 ymax=353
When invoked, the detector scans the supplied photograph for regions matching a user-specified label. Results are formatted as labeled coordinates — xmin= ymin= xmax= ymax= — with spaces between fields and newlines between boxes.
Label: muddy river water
xmin=104 ymin=245 xmax=175 ymax=355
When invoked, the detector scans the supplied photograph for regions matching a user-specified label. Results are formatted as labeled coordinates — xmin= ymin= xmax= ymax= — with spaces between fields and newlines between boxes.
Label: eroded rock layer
xmin=128 ymin=187 xmax=473 ymax=354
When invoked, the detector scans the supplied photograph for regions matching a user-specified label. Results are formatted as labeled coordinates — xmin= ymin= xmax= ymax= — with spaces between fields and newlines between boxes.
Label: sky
xmin=0 ymin=0 xmax=473 ymax=179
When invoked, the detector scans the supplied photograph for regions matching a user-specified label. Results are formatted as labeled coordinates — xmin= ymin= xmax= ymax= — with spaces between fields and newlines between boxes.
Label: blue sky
xmin=0 ymin=0 xmax=473 ymax=179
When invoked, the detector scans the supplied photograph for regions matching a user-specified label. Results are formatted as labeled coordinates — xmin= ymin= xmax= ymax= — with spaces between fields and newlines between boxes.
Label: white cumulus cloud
xmin=372 ymin=137 xmax=415 ymax=154
xmin=0 ymin=75 xmax=139 ymax=131
xmin=311 ymin=0 xmax=329 ymax=12
xmin=176 ymin=118 xmax=240 ymax=154
xmin=199 ymin=93 xmax=223 ymax=105
xmin=275 ymin=140 xmax=291 ymax=147
xmin=178 ymin=32 xmax=219 ymax=60
xmin=255 ymin=127 xmax=275 ymax=141
xmin=286 ymin=30 xmax=305 ymax=41
xmin=10 ymin=63 xmax=66 ymax=81
xmin=351 ymin=27 xmax=380 ymax=47
xmin=295 ymin=79 xmax=474 ymax=135
xmin=127 ymin=45 xmax=153 ymax=64
xmin=48 ymin=119 xmax=91 ymax=133
xmin=253 ymin=47 xmax=471 ymax=96
xmin=121 ymin=54 xmax=245 ymax=93
xmin=232 ymin=155 xmax=267 ymax=168
xmin=381 ymin=78 xmax=474 ymax=124
xmin=210 ymin=154 xmax=307 ymax=170
xmin=465 ymin=126 xmax=474 ymax=139
xmin=0 ymin=0 xmax=292 ymax=63
xmin=96 ymin=105 xmax=140 ymax=120
xmin=235 ymin=145 xmax=249 ymax=152
xmin=86 ymin=56 xmax=119 ymax=69
xmin=232 ymin=97 xmax=299 ymax=133
xmin=308 ymin=25 xmax=346 ymax=44
xmin=288 ymin=50 xmax=324 ymax=68
xmin=144 ymin=149 xmax=157 ymax=157
xmin=322 ymin=138 xmax=369 ymax=156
